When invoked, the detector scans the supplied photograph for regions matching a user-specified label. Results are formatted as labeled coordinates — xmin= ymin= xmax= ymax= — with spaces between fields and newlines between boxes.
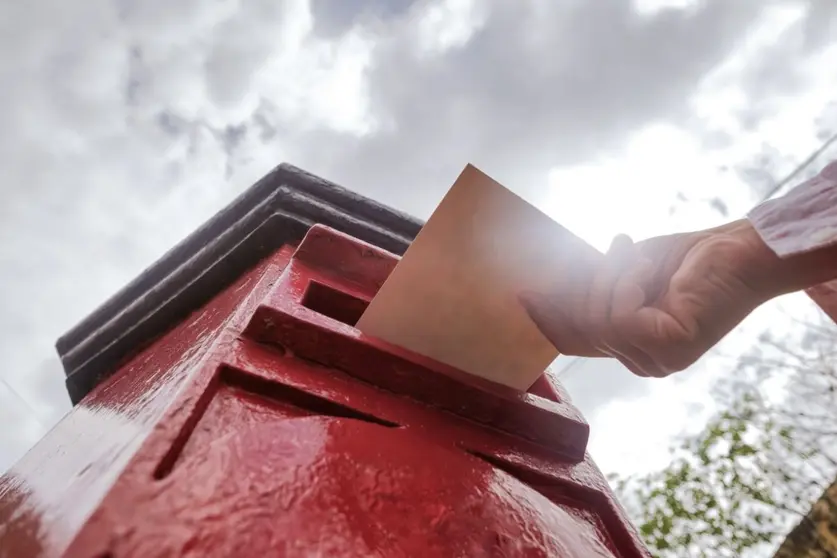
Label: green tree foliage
xmin=612 ymin=309 xmax=837 ymax=557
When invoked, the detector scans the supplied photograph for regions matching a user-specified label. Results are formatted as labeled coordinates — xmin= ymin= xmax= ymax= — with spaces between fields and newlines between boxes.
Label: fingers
xmin=604 ymin=258 xmax=669 ymax=377
xmin=519 ymin=291 xmax=606 ymax=358
xmin=581 ymin=236 xmax=657 ymax=375
xmin=562 ymin=249 xmax=599 ymax=336
xmin=520 ymin=232 xmax=701 ymax=378
xmin=587 ymin=234 xmax=634 ymax=332
xmin=610 ymin=259 xmax=697 ymax=377
xmin=610 ymin=258 xmax=654 ymax=320
xmin=519 ymin=237 xmax=608 ymax=358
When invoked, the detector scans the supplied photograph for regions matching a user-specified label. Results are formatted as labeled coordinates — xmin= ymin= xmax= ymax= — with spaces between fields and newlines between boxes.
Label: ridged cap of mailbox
xmin=57 ymin=164 xmax=424 ymax=404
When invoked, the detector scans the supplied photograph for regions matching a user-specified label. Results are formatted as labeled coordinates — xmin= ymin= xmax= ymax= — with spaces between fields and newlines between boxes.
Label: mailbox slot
xmin=244 ymin=225 xmax=590 ymax=462
xmin=301 ymin=280 xmax=370 ymax=327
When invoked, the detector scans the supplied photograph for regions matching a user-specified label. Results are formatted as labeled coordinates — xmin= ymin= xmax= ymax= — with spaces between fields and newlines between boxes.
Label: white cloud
xmin=414 ymin=0 xmax=489 ymax=57
xmin=0 ymin=380 xmax=48 ymax=474
xmin=1 ymin=0 xmax=836 ymax=486
xmin=534 ymin=0 xmax=837 ymax=477
xmin=544 ymin=122 xmax=749 ymax=251
xmin=633 ymin=0 xmax=700 ymax=17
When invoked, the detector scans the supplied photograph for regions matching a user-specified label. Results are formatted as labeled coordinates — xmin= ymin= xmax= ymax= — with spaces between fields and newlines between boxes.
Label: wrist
xmin=718 ymin=219 xmax=837 ymax=300
xmin=719 ymin=219 xmax=786 ymax=301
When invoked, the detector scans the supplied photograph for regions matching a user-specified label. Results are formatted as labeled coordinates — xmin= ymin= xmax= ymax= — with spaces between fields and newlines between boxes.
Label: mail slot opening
xmin=301 ymin=281 xmax=370 ymax=327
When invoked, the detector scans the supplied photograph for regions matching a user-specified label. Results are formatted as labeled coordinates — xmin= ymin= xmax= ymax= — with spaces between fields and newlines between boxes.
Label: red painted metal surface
xmin=0 ymin=246 xmax=296 ymax=558
xmin=1 ymin=225 xmax=650 ymax=558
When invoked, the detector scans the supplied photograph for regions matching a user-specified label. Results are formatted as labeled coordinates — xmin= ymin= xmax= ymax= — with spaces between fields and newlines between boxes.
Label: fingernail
xmin=609 ymin=234 xmax=634 ymax=254
xmin=607 ymin=236 xmax=636 ymax=266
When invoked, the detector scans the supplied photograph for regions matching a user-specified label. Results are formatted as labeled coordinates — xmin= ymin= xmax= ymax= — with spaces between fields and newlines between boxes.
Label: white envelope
xmin=356 ymin=164 xmax=601 ymax=390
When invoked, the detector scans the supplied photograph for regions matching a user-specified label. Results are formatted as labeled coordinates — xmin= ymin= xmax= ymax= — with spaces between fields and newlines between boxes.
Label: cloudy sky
xmin=1 ymin=0 xmax=836 ymax=475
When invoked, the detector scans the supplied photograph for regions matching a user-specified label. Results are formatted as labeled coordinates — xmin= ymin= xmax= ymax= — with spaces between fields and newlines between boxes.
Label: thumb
xmin=610 ymin=258 xmax=654 ymax=319
xmin=519 ymin=291 xmax=605 ymax=358
xmin=611 ymin=260 xmax=698 ymax=376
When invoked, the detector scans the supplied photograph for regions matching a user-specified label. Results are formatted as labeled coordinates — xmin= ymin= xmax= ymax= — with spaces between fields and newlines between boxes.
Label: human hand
xmin=521 ymin=220 xmax=781 ymax=377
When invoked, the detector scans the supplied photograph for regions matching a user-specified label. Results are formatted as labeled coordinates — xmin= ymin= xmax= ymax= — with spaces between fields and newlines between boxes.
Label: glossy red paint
xmin=0 ymin=246 xmax=295 ymax=558
xmin=1 ymin=226 xmax=650 ymax=558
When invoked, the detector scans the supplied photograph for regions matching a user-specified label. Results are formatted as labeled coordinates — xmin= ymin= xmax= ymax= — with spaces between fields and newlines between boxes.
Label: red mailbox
xmin=0 ymin=165 xmax=650 ymax=557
